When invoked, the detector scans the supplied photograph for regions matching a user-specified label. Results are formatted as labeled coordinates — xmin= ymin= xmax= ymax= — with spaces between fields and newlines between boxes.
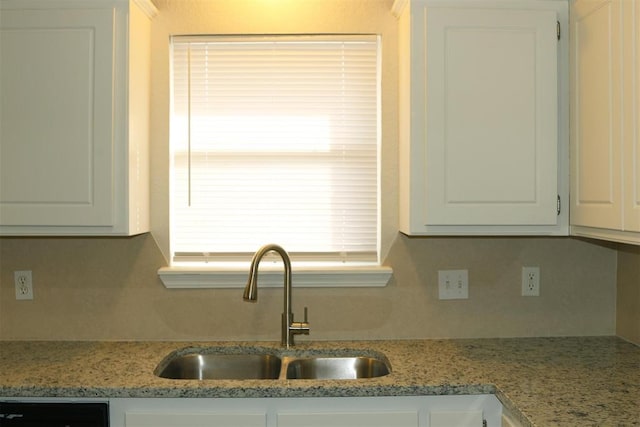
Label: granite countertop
xmin=0 ymin=336 xmax=638 ymax=426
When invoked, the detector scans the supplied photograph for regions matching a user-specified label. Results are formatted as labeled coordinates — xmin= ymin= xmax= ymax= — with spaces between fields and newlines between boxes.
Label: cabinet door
xmin=623 ymin=0 xmax=640 ymax=232
xmin=277 ymin=411 xmax=418 ymax=427
xmin=125 ymin=412 xmax=265 ymax=427
xmin=570 ymin=0 xmax=623 ymax=230
xmin=430 ymin=410 xmax=482 ymax=427
xmin=0 ymin=8 xmax=115 ymax=227
xmin=425 ymin=7 xmax=559 ymax=226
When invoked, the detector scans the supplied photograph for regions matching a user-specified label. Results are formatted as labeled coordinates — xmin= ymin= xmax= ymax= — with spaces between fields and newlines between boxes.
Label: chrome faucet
xmin=243 ymin=244 xmax=310 ymax=347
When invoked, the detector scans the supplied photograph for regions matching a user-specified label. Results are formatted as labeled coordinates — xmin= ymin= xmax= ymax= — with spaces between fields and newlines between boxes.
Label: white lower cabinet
xmin=277 ymin=411 xmax=417 ymax=427
xmin=125 ymin=412 xmax=265 ymax=427
xmin=109 ymin=395 xmax=504 ymax=427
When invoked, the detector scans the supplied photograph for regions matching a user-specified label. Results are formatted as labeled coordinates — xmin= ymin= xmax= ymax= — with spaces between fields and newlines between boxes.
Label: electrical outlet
xmin=438 ymin=269 xmax=469 ymax=300
xmin=522 ymin=266 xmax=540 ymax=297
xmin=14 ymin=270 xmax=34 ymax=300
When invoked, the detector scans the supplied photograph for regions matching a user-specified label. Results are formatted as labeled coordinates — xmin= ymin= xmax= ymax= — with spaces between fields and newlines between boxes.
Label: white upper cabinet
xmin=0 ymin=0 xmax=155 ymax=235
xmin=397 ymin=0 xmax=569 ymax=236
xmin=624 ymin=0 xmax=640 ymax=234
xmin=570 ymin=0 xmax=640 ymax=245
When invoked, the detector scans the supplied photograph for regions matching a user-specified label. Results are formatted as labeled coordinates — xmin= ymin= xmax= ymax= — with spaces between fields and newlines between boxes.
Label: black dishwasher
xmin=0 ymin=402 xmax=109 ymax=426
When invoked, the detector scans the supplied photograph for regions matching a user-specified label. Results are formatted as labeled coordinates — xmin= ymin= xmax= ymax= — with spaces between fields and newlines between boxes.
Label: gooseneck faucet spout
xmin=244 ymin=244 xmax=310 ymax=347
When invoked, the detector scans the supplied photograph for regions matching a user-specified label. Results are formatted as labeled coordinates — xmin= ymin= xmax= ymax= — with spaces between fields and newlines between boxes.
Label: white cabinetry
xmin=277 ymin=412 xmax=417 ymax=427
xmin=570 ymin=0 xmax=640 ymax=245
xmin=0 ymin=0 xmax=154 ymax=235
xmin=126 ymin=412 xmax=266 ymax=427
xmin=109 ymin=395 xmax=503 ymax=427
xmin=396 ymin=0 xmax=569 ymax=235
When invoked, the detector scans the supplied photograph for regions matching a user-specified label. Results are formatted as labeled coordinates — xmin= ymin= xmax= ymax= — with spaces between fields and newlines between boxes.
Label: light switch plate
xmin=438 ymin=269 xmax=469 ymax=300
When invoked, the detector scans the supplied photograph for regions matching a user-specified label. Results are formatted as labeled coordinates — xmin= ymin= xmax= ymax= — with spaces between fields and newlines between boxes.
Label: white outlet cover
xmin=522 ymin=266 xmax=540 ymax=296
xmin=438 ymin=269 xmax=469 ymax=300
xmin=14 ymin=270 xmax=34 ymax=300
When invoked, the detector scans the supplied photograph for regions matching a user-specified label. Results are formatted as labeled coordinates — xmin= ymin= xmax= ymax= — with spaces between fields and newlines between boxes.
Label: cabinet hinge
xmin=557 ymin=21 xmax=561 ymax=40
xmin=482 ymin=420 xmax=487 ymax=427
xmin=557 ymin=195 xmax=561 ymax=215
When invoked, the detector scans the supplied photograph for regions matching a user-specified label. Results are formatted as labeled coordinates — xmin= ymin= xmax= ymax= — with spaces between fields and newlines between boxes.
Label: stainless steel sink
xmin=285 ymin=356 xmax=390 ymax=380
xmin=155 ymin=349 xmax=390 ymax=380
xmin=155 ymin=353 xmax=282 ymax=380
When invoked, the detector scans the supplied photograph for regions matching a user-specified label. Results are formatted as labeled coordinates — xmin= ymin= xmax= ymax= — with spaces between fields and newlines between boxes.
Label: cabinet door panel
xmin=126 ymin=412 xmax=265 ymax=427
xmin=430 ymin=409 xmax=482 ymax=427
xmin=277 ymin=411 xmax=418 ymax=427
xmin=425 ymin=7 xmax=558 ymax=225
xmin=570 ymin=0 xmax=623 ymax=229
xmin=0 ymin=9 xmax=115 ymax=226
xmin=623 ymin=0 xmax=640 ymax=232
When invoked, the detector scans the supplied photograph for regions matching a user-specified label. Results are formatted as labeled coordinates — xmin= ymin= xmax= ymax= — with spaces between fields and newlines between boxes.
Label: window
xmin=169 ymin=35 xmax=381 ymax=268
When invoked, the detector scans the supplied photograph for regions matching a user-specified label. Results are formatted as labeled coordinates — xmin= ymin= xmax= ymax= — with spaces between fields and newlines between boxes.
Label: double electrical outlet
xmin=14 ymin=270 xmax=34 ymax=300
xmin=522 ymin=266 xmax=540 ymax=296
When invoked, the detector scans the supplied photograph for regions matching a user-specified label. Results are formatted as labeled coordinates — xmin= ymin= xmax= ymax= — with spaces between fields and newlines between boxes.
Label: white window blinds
xmin=170 ymin=35 xmax=381 ymax=265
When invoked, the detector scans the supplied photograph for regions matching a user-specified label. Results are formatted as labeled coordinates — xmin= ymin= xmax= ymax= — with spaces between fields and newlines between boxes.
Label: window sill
xmin=158 ymin=265 xmax=393 ymax=289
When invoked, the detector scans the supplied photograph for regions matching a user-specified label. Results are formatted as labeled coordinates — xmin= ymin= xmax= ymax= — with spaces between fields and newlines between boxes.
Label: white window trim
xmin=158 ymin=265 xmax=393 ymax=289
xmin=156 ymin=33 xmax=394 ymax=288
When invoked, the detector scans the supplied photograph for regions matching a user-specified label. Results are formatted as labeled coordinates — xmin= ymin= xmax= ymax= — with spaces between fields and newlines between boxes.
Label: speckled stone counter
xmin=0 ymin=337 xmax=638 ymax=426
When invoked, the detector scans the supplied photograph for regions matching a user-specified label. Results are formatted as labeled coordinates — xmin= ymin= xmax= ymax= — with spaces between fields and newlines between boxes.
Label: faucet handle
xmin=290 ymin=307 xmax=310 ymax=338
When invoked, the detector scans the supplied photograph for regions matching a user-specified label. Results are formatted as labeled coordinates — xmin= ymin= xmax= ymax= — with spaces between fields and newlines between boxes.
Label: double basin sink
xmin=155 ymin=347 xmax=390 ymax=381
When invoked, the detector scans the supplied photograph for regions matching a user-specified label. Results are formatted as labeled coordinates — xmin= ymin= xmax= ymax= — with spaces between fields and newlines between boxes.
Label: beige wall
xmin=616 ymin=244 xmax=640 ymax=344
xmin=0 ymin=234 xmax=617 ymax=340
xmin=0 ymin=0 xmax=630 ymax=342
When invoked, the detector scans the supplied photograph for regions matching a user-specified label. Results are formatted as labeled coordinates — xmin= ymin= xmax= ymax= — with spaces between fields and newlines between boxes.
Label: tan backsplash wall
xmin=0 ymin=0 xmax=631 ymax=342
xmin=616 ymin=244 xmax=640 ymax=344
xmin=0 ymin=235 xmax=617 ymax=341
